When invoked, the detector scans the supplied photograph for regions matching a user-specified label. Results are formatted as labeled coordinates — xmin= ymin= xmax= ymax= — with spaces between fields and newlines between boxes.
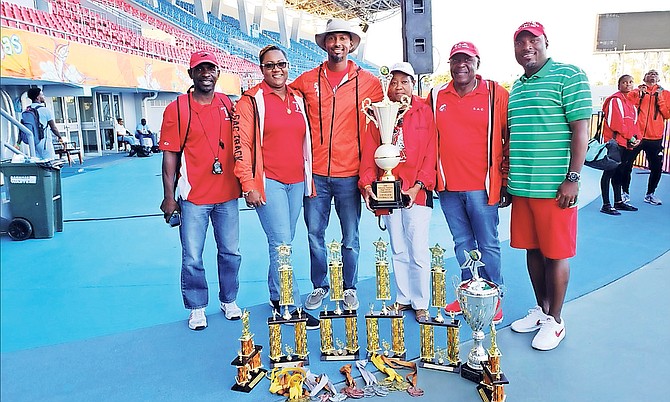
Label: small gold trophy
xmin=231 ymin=310 xmax=266 ymax=392
xmin=320 ymin=240 xmax=359 ymax=361
xmin=419 ymin=243 xmax=461 ymax=373
xmin=477 ymin=323 xmax=508 ymax=402
xmin=365 ymin=238 xmax=406 ymax=360
xmin=266 ymin=244 xmax=309 ymax=368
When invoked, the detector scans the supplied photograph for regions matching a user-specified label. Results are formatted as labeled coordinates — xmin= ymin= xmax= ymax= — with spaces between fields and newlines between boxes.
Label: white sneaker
xmin=343 ymin=289 xmax=359 ymax=310
xmin=305 ymin=288 xmax=328 ymax=310
xmin=188 ymin=308 xmax=207 ymax=330
xmin=511 ymin=306 xmax=548 ymax=333
xmin=621 ymin=192 xmax=630 ymax=204
xmin=532 ymin=316 xmax=565 ymax=351
xmin=220 ymin=301 xmax=242 ymax=320
xmin=644 ymin=193 xmax=663 ymax=205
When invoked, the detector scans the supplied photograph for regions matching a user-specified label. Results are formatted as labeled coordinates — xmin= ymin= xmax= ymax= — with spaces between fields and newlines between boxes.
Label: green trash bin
xmin=0 ymin=162 xmax=63 ymax=240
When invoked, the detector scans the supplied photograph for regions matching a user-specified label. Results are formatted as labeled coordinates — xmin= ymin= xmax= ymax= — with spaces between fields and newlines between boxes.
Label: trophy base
xmin=371 ymin=180 xmax=407 ymax=210
xmin=230 ymin=345 xmax=263 ymax=366
xmin=269 ymin=355 xmax=309 ymax=369
xmin=476 ymin=384 xmax=506 ymax=402
xmin=482 ymin=362 xmax=509 ymax=386
xmin=320 ymin=309 xmax=358 ymax=319
xmin=461 ymin=362 xmax=484 ymax=383
xmin=419 ymin=359 xmax=460 ymax=373
xmin=231 ymin=368 xmax=267 ymax=393
xmin=320 ymin=351 xmax=360 ymax=362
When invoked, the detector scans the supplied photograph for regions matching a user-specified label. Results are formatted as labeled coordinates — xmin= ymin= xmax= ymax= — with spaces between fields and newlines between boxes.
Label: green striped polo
xmin=507 ymin=58 xmax=592 ymax=198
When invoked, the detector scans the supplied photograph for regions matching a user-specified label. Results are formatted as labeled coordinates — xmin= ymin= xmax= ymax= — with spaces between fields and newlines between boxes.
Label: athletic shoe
xmin=188 ymin=308 xmax=207 ymax=330
xmin=298 ymin=311 xmax=320 ymax=330
xmin=614 ymin=201 xmax=638 ymax=211
xmin=622 ymin=192 xmax=630 ymax=203
xmin=644 ymin=193 xmax=663 ymax=205
xmin=269 ymin=300 xmax=281 ymax=313
xmin=343 ymin=289 xmax=360 ymax=310
xmin=220 ymin=301 xmax=242 ymax=320
xmin=600 ymin=204 xmax=621 ymax=215
xmin=415 ymin=309 xmax=429 ymax=323
xmin=444 ymin=299 xmax=462 ymax=315
xmin=305 ymin=288 xmax=328 ymax=310
xmin=531 ymin=316 xmax=565 ymax=351
xmin=511 ymin=306 xmax=548 ymax=333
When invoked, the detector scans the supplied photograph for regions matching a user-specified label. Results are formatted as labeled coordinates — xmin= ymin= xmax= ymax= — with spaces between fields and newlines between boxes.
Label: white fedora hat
xmin=315 ymin=18 xmax=362 ymax=53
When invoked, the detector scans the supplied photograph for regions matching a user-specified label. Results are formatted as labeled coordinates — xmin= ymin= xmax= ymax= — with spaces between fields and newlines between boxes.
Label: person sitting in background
xmin=233 ymin=45 xmax=319 ymax=330
xmin=135 ymin=118 xmax=159 ymax=150
xmin=115 ymin=117 xmax=137 ymax=155
xmin=599 ymin=74 xmax=640 ymax=215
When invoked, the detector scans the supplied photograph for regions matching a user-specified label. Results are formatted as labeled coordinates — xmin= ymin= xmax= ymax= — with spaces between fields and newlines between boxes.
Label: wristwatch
xmin=414 ymin=180 xmax=426 ymax=190
xmin=565 ymin=172 xmax=580 ymax=183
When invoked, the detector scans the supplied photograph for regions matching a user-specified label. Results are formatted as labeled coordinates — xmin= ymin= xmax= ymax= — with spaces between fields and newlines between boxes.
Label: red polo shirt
xmin=160 ymin=93 xmax=240 ymax=204
xmin=434 ymin=77 xmax=489 ymax=191
xmin=261 ymin=82 xmax=306 ymax=184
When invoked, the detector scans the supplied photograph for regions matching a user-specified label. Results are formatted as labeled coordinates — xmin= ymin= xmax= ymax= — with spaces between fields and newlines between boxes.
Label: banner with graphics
xmin=0 ymin=28 xmax=241 ymax=95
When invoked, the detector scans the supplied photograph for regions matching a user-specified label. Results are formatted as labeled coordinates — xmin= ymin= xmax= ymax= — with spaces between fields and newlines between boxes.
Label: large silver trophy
xmin=361 ymin=66 xmax=411 ymax=210
xmin=455 ymin=250 xmax=501 ymax=383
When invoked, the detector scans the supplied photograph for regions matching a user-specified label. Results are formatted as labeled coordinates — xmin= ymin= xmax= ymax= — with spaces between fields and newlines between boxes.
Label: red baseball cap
xmin=449 ymin=41 xmax=479 ymax=59
xmin=513 ymin=21 xmax=547 ymax=40
xmin=189 ymin=50 xmax=219 ymax=69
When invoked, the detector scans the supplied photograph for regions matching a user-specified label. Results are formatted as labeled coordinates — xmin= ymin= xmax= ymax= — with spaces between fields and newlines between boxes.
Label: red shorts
xmin=510 ymin=197 xmax=577 ymax=259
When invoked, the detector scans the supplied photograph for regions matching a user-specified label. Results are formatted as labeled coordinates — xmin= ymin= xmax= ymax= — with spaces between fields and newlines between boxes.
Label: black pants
xmin=601 ymin=145 xmax=635 ymax=205
xmin=622 ymin=139 xmax=663 ymax=195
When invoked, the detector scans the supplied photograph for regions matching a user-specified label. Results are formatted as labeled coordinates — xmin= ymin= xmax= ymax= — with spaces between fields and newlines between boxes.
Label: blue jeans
xmin=438 ymin=190 xmax=503 ymax=286
xmin=255 ymin=179 xmax=303 ymax=306
xmin=136 ymin=132 xmax=157 ymax=147
xmin=178 ymin=198 xmax=241 ymax=309
xmin=304 ymin=174 xmax=361 ymax=291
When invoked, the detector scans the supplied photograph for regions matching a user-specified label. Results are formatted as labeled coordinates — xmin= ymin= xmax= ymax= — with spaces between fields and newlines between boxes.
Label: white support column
xmin=193 ymin=0 xmax=207 ymax=23
xmin=276 ymin=5 xmax=289 ymax=48
xmin=237 ymin=0 xmax=250 ymax=36
xmin=211 ymin=0 xmax=223 ymax=19
xmin=290 ymin=16 xmax=301 ymax=43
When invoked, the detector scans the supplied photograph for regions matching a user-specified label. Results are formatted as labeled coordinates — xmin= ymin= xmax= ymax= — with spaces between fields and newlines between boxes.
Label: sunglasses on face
xmin=261 ymin=61 xmax=289 ymax=70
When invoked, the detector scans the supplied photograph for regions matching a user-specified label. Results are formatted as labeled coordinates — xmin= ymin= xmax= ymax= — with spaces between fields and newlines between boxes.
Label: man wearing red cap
xmin=159 ymin=50 xmax=243 ymax=330
xmin=507 ymin=22 xmax=592 ymax=351
xmin=426 ymin=41 xmax=509 ymax=324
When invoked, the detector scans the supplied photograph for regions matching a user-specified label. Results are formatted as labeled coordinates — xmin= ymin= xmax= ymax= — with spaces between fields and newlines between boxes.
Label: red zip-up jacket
xmin=627 ymin=85 xmax=670 ymax=140
xmin=602 ymin=91 xmax=639 ymax=148
xmin=290 ymin=60 xmax=383 ymax=178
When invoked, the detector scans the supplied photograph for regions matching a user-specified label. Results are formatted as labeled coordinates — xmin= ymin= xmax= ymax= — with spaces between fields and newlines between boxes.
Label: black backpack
xmin=19 ymin=106 xmax=45 ymax=144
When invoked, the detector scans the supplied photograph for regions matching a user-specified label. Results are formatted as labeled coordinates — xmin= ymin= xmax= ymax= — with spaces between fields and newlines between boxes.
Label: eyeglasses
xmin=261 ymin=61 xmax=289 ymax=70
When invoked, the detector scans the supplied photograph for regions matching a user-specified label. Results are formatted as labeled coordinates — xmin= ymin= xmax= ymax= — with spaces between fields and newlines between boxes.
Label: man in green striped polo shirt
xmin=507 ymin=22 xmax=592 ymax=351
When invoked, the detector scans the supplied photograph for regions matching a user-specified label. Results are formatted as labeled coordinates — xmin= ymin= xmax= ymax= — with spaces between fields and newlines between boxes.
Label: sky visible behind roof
xmin=364 ymin=1 xmax=669 ymax=84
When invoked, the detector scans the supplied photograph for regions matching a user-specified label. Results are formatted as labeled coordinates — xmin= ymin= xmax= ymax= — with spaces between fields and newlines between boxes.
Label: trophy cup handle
xmin=361 ymin=98 xmax=377 ymax=127
xmin=451 ymin=275 xmax=461 ymax=290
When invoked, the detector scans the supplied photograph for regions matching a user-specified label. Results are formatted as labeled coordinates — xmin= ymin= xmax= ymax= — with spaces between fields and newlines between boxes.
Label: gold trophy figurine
xmin=477 ymin=323 xmax=508 ymax=402
xmin=373 ymin=237 xmax=391 ymax=314
xmin=231 ymin=310 xmax=266 ymax=392
xmin=319 ymin=240 xmax=359 ymax=361
xmin=418 ymin=244 xmax=461 ymax=373
xmin=266 ymin=244 xmax=310 ymax=368
xmin=327 ymin=240 xmax=345 ymax=315
xmin=430 ymin=244 xmax=447 ymax=323
xmin=277 ymin=244 xmax=294 ymax=321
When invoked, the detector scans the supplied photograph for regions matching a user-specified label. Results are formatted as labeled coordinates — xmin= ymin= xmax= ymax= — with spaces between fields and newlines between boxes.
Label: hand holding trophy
xmin=361 ymin=66 xmax=411 ymax=211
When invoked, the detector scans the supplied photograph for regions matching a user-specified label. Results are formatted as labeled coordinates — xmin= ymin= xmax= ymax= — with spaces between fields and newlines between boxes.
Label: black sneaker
xmin=600 ymin=204 xmax=621 ymax=215
xmin=303 ymin=311 xmax=320 ymax=330
xmin=269 ymin=300 xmax=280 ymax=313
xmin=614 ymin=202 xmax=638 ymax=211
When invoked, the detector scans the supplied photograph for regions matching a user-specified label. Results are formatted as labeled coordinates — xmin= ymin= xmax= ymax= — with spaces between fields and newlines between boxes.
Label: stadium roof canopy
xmin=283 ymin=0 xmax=401 ymax=23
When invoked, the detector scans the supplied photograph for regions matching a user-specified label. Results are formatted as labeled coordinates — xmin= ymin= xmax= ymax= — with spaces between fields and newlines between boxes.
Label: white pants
xmin=383 ymin=205 xmax=432 ymax=310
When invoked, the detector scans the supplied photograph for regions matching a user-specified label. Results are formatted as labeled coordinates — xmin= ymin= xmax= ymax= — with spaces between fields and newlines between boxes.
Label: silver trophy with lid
xmin=455 ymin=250 xmax=501 ymax=383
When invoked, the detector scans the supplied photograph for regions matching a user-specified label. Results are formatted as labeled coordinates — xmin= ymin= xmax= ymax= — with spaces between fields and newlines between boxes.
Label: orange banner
xmin=0 ymin=28 xmax=240 ymax=94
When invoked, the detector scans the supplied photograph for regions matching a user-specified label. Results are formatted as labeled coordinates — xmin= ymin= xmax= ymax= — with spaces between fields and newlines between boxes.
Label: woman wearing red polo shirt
xmin=233 ymin=45 xmax=318 ymax=329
